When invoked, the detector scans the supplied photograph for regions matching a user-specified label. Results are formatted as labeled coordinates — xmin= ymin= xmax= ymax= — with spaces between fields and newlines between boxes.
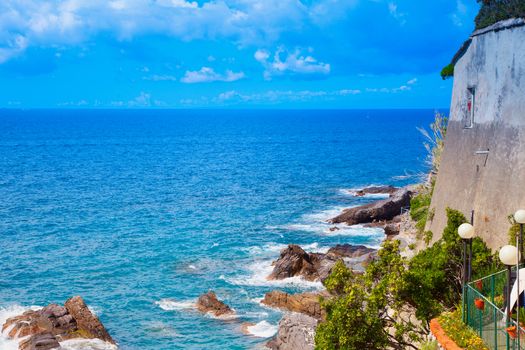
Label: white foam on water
xmin=0 ymin=305 xmax=117 ymax=350
xmin=60 ymin=338 xmax=118 ymax=350
xmin=246 ymin=321 xmax=278 ymax=338
xmin=244 ymin=242 xmax=330 ymax=256
xmin=155 ymin=299 xmax=195 ymax=311
xmin=0 ymin=304 xmax=43 ymax=350
xmin=338 ymin=188 xmax=391 ymax=199
xmin=224 ymin=260 xmax=323 ymax=290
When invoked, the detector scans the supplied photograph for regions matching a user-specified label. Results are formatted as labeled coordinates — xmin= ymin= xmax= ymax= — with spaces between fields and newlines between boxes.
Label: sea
xmin=0 ymin=109 xmax=438 ymax=349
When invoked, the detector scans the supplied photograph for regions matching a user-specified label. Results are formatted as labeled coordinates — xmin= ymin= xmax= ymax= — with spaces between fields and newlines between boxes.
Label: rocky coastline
xmin=1 ymin=296 xmax=115 ymax=350
xmin=262 ymin=185 xmax=416 ymax=349
xmin=1 ymin=185 xmax=416 ymax=350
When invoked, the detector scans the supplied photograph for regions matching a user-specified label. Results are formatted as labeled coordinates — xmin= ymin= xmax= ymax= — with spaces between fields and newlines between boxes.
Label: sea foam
xmin=246 ymin=321 xmax=278 ymax=338
xmin=0 ymin=305 xmax=118 ymax=350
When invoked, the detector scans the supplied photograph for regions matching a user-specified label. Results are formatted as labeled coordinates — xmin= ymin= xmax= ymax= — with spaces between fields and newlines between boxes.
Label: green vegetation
xmin=410 ymin=113 xmax=448 ymax=236
xmin=315 ymin=208 xmax=499 ymax=350
xmin=475 ymin=0 xmax=525 ymax=30
xmin=507 ymin=213 xmax=521 ymax=244
xmin=420 ymin=340 xmax=438 ymax=350
xmin=441 ymin=63 xmax=454 ymax=80
xmin=438 ymin=309 xmax=489 ymax=350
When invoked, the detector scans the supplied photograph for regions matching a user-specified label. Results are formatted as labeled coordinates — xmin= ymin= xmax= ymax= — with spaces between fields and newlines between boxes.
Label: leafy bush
xmin=410 ymin=191 xmax=431 ymax=234
xmin=420 ymin=340 xmax=438 ymax=350
xmin=475 ymin=0 xmax=525 ymax=29
xmin=315 ymin=208 xmax=499 ymax=349
xmin=441 ymin=64 xmax=454 ymax=80
xmin=438 ymin=309 xmax=489 ymax=350
xmin=401 ymin=208 xmax=498 ymax=323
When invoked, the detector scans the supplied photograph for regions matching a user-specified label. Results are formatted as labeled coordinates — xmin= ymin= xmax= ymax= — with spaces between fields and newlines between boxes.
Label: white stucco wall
xmin=427 ymin=18 xmax=525 ymax=249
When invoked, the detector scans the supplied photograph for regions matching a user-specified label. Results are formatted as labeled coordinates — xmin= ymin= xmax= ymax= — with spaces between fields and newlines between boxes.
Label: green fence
xmin=465 ymin=269 xmax=525 ymax=350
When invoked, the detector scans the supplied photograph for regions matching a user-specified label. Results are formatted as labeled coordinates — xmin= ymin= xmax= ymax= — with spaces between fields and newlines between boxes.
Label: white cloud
xmin=388 ymin=2 xmax=407 ymax=26
xmin=180 ymin=67 xmax=245 ymax=83
xmin=0 ymin=34 xmax=28 ymax=63
xmin=366 ymin=78 xmax=416 ymax=93
xmin=0 ymin=0 xmax=313 ymax=62
xmin=143 ymin=75 xmax=178 ymax=81
xmin=215 ymin=87 xmax=360 ymax=104
xmin=255 ymin=47 xmax=330 ymax=79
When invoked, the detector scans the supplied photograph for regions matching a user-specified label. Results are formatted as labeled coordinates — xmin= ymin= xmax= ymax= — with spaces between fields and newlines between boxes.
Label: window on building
xmin=465 ymin=86 xmax=475 ymax=128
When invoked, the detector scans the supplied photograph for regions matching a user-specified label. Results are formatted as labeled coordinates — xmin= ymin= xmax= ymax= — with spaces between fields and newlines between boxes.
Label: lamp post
xmin=459 ymin=223 xmax=475 ymax=283
xmin=500 ymin=245 xmax=519 ymax=327
xmin=459 ymin=223 xmax=475 ymax=322
xmin=514 ymin=210 xmax=525 ymax=263
xmin=514 ymin=209 xmax=525 ymax=347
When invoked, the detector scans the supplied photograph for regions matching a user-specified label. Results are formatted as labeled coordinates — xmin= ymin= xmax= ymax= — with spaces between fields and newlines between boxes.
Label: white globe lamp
xmin=458 ymin=223 xmax=475 ymax=239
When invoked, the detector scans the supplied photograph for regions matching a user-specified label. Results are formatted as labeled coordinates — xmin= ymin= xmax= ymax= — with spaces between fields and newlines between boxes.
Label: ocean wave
xmin=222 ymin=260 xmax=323 ymax=290
xmin=60 ymin=338 xmax=118 ymax=350
xmin=338 ymin=189 xmax=390 ymax=199
xmin=245 ymin=321 xmax=278 ymax=338
xmin=244 ymin=242 xmax=330 ymax=256
xmin=0 ymin=305 xmax=117 ymax=350
xmin=155 ymin=299 xmax=196 ymax=311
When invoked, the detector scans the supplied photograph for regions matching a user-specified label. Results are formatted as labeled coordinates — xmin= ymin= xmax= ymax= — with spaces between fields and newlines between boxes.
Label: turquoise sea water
xmin=0 ymin=109 xmax=437 ymax=349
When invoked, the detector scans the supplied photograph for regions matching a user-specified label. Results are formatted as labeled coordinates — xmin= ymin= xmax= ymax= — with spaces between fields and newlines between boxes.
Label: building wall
xmin=427 ymin=19 xmax=525 ymax=249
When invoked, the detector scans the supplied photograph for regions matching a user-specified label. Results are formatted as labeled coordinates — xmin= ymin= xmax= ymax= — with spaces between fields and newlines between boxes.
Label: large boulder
xmin=266 ymin=312 xmax=317 ymax=350
xmin=19 ymin=332 xmax=60 ymax=350
xmin=196 ymin=291 xmax=235 ymax=318
xmin=267 ymin=245 xmax=320 ymax=281
xmin=1 ymin=296 xmax=115 ymax=348
xmin=261 ymin=291 xmax=326 ymax=320
xmin=353 ymin=185 xmax=397 ymax=197
xmin=330 ymin=188 xmax=412 ymax=225
xmin=65 ymin=296 xmax=114 ymax=344
xmin=268 ymin=244 xmax=376 ymax=282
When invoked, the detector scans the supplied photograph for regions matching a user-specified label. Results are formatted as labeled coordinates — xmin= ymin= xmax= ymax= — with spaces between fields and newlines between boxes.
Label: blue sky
xmin=0 ymin=0 xmax=479 ymax=109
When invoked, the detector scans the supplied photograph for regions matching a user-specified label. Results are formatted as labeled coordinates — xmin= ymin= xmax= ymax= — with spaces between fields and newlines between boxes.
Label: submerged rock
xmin=2 ymin=296 xmax=115 ymax=349
xmin=261 ymin=291 xmax=326 ymax=320
xmin=330 ymin=187 xmax=412 ymax=225
xmin=266 ymin=312 xmax=317 ymax=350
xmin=196 ymin=291 xmax=235 ymax=318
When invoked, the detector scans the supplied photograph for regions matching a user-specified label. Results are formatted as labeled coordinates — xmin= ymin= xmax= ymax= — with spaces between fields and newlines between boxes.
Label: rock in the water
xmin=65 ymin=296 xmax=115 ymax=344
xmin=240 ymin=322 xmax=255 ymax=335
xmin=196 ymin=291 xmax=235 ymax=318
xmin=353 ymin=185 xmax=397 ymax=197
xmin=268 ymin=244 xmax=376 ymax=282
xmin=268 ymin=245 xmax=319 ymax=281
xmin=266 ymin=312 xmax=317 ymax=350
xmin=330 ymin=188 xmax=412 ymax=225
xmin=19 ymin=332 xmax=60 ymax=350
xmin=2 ymin=296 xmax=115 ymax=348
xmin=261 ymin=291 xmax=326 ymax=320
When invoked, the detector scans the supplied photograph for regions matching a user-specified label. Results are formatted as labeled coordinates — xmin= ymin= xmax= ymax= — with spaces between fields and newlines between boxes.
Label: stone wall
xmin=427 ymin=18 xmax=525 ymax=249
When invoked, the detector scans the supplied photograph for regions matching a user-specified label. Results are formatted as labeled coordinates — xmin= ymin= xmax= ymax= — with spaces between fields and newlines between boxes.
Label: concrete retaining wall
xmin=427 ymin=19 xmax=525 ymax=249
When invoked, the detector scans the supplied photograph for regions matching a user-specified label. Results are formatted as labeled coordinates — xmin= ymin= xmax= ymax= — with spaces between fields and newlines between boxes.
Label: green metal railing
xmin=465 ymin=269 xmax=525 ymax=350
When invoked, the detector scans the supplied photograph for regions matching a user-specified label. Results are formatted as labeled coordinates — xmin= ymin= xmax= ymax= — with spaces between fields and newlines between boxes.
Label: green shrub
xmin=420 ymin=340 xmax=438 ymax=350
xmin=475 ymin=0 xmax=525 ymax=29
xmin=441 ymin=63 xmax=454 ymax=80
xmin=410 ymin=191 xmax=431 ymax=234
xmin=438 ymin=309 xmax=489 ymax=350
xmin=401 ymin=208 xmax=497 ymax=323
